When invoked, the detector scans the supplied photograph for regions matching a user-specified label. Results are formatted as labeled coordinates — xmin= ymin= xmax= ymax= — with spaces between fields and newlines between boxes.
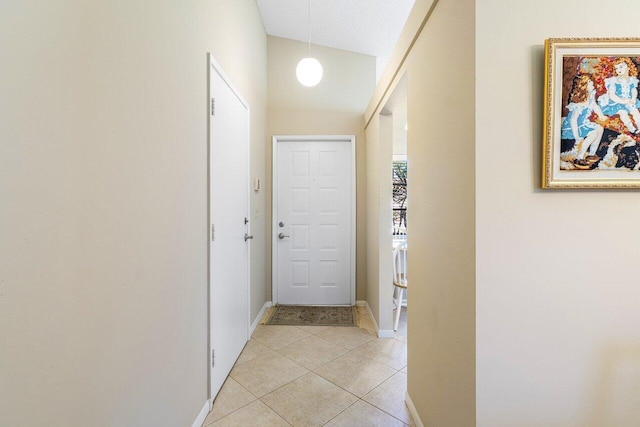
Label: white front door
xmin=273 ymin=136 xmax=355 ymax=306
xmin=209 ymin=55 xmax=249 ymax=401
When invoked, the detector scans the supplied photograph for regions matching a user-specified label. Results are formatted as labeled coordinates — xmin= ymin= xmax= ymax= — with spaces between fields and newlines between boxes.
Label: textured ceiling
xmin=256 ymin=0 xmax=415 ymax=62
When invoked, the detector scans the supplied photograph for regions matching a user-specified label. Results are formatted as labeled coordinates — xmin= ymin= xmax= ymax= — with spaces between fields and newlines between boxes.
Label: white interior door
xmin=209 ymin=55 xmax=250 ymax=401
xmin=273 ymin=136 xmax=355 ymax=306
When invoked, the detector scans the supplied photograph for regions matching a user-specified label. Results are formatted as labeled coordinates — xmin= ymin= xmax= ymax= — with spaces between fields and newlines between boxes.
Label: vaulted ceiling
xmin=255 ymin=0 xmax=415 ymax=80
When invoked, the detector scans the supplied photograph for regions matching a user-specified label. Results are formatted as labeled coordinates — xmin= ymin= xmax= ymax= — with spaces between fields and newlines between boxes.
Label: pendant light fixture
xmin=296 ymin=0 xmax=323 ymax=87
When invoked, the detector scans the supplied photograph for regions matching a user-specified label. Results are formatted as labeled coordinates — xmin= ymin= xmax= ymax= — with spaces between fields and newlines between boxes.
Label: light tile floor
xmin=204 ymin=306 xmax=411 ymax=427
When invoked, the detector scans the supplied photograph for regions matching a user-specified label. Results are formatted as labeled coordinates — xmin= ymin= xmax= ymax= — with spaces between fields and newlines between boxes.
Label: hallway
xmin=203 ymin=308 xmax=411 ymax=426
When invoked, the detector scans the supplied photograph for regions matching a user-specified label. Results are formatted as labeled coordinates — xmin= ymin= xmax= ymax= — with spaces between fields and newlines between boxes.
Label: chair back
xmin=393 ymin=243 xmax=408 ymax=288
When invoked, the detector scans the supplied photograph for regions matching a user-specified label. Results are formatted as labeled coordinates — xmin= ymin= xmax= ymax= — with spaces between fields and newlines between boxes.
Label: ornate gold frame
xmin=543 ymin=37 xmax=640 ymax=188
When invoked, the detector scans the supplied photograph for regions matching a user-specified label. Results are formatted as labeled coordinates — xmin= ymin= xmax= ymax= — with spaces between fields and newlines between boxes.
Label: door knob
xmin=244 ymin=233 xmax=254 ymax=241
xmin=278 ymin=232 xmax=289 ymax=239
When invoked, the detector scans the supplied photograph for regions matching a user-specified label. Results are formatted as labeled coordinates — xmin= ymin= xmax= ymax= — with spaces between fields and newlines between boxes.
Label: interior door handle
xmin=244 ymin=233 xmax=254 ymax=241
xmin=278 ymin=232 xmax=289 ymax=239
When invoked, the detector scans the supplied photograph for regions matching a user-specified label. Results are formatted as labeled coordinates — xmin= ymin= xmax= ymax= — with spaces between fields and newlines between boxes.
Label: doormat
xmin=263 ymin=305 xmax=358 ymax=326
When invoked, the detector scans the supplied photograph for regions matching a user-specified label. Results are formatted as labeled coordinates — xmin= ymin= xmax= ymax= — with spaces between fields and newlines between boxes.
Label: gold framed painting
xmin=543 ymin=38 xmax=640 ymax=188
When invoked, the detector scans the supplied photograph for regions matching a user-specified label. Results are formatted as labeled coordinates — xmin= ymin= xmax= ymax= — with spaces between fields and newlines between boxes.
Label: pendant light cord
xmin=308 ymin=0 xmax=311 ymax=54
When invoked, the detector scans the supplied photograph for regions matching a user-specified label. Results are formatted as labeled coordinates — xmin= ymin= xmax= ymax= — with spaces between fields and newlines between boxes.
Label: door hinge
xmin=211 ymin=349 xmax=215 ymax=368
xmin=211 ymin=98 xmax=215 ymax=116
xmin=211 ymin=224 xmax=215 ymax=241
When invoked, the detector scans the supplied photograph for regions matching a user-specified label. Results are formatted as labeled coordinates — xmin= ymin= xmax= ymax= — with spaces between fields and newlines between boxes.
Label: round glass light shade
xmin=296 ymin=57 xmax=323 ymax=87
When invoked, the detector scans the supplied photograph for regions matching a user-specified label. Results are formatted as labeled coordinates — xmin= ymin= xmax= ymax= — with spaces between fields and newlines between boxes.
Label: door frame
xmin=207 ymin=53 xmax=251 ymax=406
xmin=271 ymin=135 xmax=356 ymax=306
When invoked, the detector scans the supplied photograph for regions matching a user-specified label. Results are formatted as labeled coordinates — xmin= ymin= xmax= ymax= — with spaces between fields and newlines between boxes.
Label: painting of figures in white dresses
xmin=543 ymin=38 xmax=640 ymax=188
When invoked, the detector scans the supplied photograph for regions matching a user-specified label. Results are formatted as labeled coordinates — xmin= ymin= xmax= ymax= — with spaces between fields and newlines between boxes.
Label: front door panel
xmin=276 ymin=139 xmax=352 ymax=305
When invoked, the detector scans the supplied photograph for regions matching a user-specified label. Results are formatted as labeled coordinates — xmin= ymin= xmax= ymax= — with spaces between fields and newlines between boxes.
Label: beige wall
xmin=366 ymin=79 xmax=408 ymax=332
xmin=268 ymin=36 xmax=375 ymax=113
xmin=0 ymin=1 xmax=267 ymax=426
xmin=211 ymin=0 xmax=269 ymax=340
xmin=393 ymin=99 xmax=408 ymax=159
xmin=365 ymin=117 xmax=382 ymax=322
xmin=405 ymin=0 xmax=476 ymax=424
xmin=267 ymin=36 xmax=375 ymax=301
xmin=364 ymin=114 xmax=395 ymax=327
xmin=476 ymin=1 xmax=640 ymax=425
xmin=364 ymin=0 xmax=476 ymax=424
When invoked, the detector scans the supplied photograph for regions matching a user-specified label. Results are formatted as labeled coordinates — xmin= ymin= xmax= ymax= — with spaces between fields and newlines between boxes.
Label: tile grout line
xmin=205 ymin=400 xmax=292 ymax=427
xmin=319 ymin=398 xmax=362 ymax=426
xmin=255 ymin=397 xmax=294 ymax=427
xmin=360 ymin=371 xmax=413 ymax=426
xmin=349 ymin=343 xmax=408 ymax=371
xmin=318 ymin=398 xmax=410 ymax=427
xmin=274 ymin=339 xmax=351 ymax=371
xmin=297 ymin=330 xmax=402 ymax=397
xmin=254 ymin=367 xmax=310 ymax=400
xmin=229 ymin=352 xmax=309 ymax=401
xmin=229 ymin=320 xmax=407 ymax=425
xmin=253 ymin=332 xmax=388 ymax=422
xmin=202 ymin=398 xmax=256 ymax=427
xmin=255 ymin=366 xmax=360 ymax=426
xmin=361 ymin=393 xmax=412 ymax=427
xmin=307 ymin=360 xmax=400 ymax=400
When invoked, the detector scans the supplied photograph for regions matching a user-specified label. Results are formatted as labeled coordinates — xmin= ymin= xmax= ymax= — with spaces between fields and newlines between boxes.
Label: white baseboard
xmin=250 ymin=301 xmax=272 ymax=335
xmin=358 ymin=300 xmax=394 ymax=338
xmin=358 ymin=300 xmax=376 ymax=332
xmin=378 ymin=329 xmax=395 ymax=338
xmin=405 ymin=391 xmax=425 ymax=427
xmin=192 ymin=399 xmax=210 ymax=427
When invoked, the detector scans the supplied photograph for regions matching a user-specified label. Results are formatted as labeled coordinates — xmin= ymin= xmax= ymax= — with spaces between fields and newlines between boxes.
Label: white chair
xmin=392 ymin=243 xmax=407 ymax=331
